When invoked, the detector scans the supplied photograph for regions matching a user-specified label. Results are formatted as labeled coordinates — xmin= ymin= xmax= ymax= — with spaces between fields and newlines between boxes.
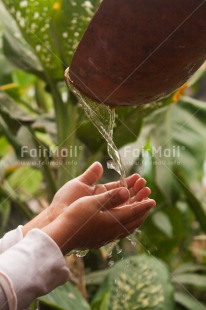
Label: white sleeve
xmin=0 ymin=228 xmax=70 ymax=310
xmin=0 ymin=226 xmax=23 ymax=254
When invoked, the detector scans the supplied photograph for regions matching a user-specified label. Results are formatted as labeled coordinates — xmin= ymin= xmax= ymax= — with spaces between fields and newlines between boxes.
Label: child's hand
xmin=48 ymin=162 xmax=150 ymax=221
xmin=43 ymin=187 xmax=155 ymax=255
xmin=22 ymin=162 xmax=152 ymax=236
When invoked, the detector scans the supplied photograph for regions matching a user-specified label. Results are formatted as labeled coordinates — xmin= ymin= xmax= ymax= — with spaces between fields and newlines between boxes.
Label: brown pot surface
xmin=69 ymin=0 xmax=206 ymax=106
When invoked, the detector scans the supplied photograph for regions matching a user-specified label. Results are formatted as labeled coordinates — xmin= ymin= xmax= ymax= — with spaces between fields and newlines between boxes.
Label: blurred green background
xmin=0 ymin=1 xmax=206 ymax=309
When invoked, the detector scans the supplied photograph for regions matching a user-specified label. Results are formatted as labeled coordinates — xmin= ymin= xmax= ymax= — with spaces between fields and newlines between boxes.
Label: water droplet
xmin=109 ymin=260 xmax=115 ymax=267
xmin=75 ymin=250 xmax=89 ymax=257
xmin=127 ymin=233 xmax=137 ymax=247
xmin=115 ymin=244 xmax=122 ymax=254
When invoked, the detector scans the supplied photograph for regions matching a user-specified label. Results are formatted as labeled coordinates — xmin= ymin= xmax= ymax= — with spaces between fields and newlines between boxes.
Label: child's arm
xmin=0 ymin=162 xmax=155 ymax=309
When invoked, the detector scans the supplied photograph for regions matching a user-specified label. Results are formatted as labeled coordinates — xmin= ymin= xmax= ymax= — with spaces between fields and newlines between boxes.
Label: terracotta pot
xmin=68 ymin=0 xmax=206 ymax=106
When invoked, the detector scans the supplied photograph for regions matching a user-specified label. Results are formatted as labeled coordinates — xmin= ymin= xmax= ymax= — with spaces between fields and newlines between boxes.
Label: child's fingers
xmin=126 ymin=211 xmax=150 ymax=232
xmin=78 ymin=162 xmax=103 ymax=185
xmin=126 ymin=174 xmax=141 ymax=188
xmin=136 ymin=187 xmax=151 ymax=201
xmin=104 ymin=174 xmax=140 ymax=191
xmin=129 ymin=178 xmax=146 ymax=197
xmin=130 ymin=187 xmax=151 ymax=203
xmin=95 ymin=188 xmax=130 ymax=210
xmin=107 ymin=211 xmax=149 ymax=241
xmin=110 ymin=199 xmax=155 ymax=225
xmin=118 ymin=211 xmax=146 ymax=239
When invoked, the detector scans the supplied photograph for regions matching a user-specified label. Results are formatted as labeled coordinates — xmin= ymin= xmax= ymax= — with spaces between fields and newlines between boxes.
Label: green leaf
xmin=32 ymin=113 xmax=57 ymax=143
xmin=2 ymin=0 xmax=100 ymax=81
xmin=1 ymin=0 xmax=62 ymax=80
xmin=86 ymin=269 xmax=110 ymax=286
xmin=39 ymin=281 xmax=91 ymax=310
xmin=0 ymin=151 xmax=19 ymax=181
xmin=145 ymin=96 xmax=206 ymax=203
xmin=0 ymin=91 xmax=36 ymax=125
xmin=174 ymin=292 xmax=206 ymax=310
xmin=50 ymin=0 xmax=101 ymax=67
xmin=0 ymin=35 xmax=13 ymax=85
xmin=0 ymin=136 xmax=12 ymax=158
xmin=8 ymin=166 xmax=42 ymax=199
xmin=173 ymin=264 xmax=206 ymax=275
xmin=142 ymin=204 xmax=190 ymax=260
xmin=77 ymin=120 xmax=105 ymax=152
xmin=173 ymin=274 xmax=206 ymax=290
xmin=92 ymin=277 xmax=110 ymax=310
xmin=92 ymin=255 xmax=174 ymax=310
xmin=174 ymin=173 xmax=206 ymax=234
xmin=152 ymin=212 xmax=173 ymax=238
xmin=114 ymin=106 xmax=143 ymax=149
xmin=0 ymin=2 xmax=43 ymax=77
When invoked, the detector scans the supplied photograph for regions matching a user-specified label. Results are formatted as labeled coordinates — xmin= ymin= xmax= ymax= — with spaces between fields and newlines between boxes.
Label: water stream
xmin=65 ymin=68 xmax=135 ymax=258
xmin=65 ymin=68 xmax=127 ymax=187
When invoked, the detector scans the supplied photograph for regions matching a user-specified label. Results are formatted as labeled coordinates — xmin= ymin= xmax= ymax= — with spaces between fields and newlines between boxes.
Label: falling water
xmin=65 ymin=68 xmax=127 ymax=187
xmin=65 ymin=68 xmax=135 ymax=258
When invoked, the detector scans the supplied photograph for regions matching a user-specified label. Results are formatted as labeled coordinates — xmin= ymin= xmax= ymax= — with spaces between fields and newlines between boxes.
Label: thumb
xmin=94 ymin=187 xmax=130 ymax=210
xmin=78 ymin=162 xmax=103 ymax=185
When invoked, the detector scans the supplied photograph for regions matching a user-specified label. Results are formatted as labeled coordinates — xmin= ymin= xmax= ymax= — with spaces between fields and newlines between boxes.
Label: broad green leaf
xmin=39 ymin=281 xmax=91 ymax=310
xmin=0 ymin=31 xmax=13 ymax=85
xmin=2 ymin=0 xmax=101 ymax=81
xmin=141 ymin=205 xmax=191 ymax=260
xmin=0 ymin=92 xmax=36 ymax=151
xmin=145 ymin=96 xmax=206 ymax=203
xmin=175 ymin=173 xmax=206 ymax=233
xmin=174 ymin=292 xmax=206 ymax=310
xmin=0 ymin=115 xmax=23 ymax=156
xmin=173 ymin=274 xmax=206 ymax=290
xmin=0 ymin=136 xmax=12 ymax=158
xmin=8 ymin=166 xmax=42 ymax=199
xmin=77 ymin=120 xmax=105 ymax=152
xmin=152 ymin=212 xmax=173 ymax=238
xmin=2 ymin=0 xmax=62 ymax=80
xmin=0 ymin=151 xmax=19 ymax=181
xmin=92 ymin=255 xmax=174 ymax=310
xmin=0 ymin=2 xmax=43 ymax=77
xmin=114 ymin=106 xmax=143 ymax=149
xmin=114 ymin=101 xmax=167 ymax=150
xmin=32 ymin=113 xmax=57 ymax=143
xmin=50 ymin=0 xmax=101 ymax=67
xmin=0 ymin=84 xmax=21 ymax=102
xmin=12 ymin=70 xmax=36 ymax=88
xmin=173 ymin=263 xmax=206 ymax=275
xmin=0 ymin=91 xmax=36 ymax=124
xmin=86 ymin=269 xmax=110 ymax=286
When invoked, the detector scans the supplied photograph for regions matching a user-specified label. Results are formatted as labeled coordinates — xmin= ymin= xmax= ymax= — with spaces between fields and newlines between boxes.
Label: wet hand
xmin=48 ymin=161 xmax=150 ymax=221
xmin=43 ymin=186 xmax=156 ymax=255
